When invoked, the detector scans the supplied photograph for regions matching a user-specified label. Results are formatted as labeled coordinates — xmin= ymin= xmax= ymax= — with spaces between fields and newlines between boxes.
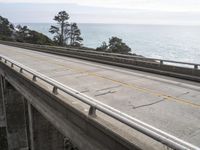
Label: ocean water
xmin=21 ymin=23 xmax=200 ymax=64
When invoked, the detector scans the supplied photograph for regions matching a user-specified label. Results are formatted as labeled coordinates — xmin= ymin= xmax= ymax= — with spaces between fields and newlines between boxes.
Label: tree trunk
xmin=60 ymin=21 xmax=64 ymax=46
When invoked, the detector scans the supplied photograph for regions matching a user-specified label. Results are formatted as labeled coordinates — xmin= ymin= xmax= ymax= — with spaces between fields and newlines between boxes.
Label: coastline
xmin=19 ymin=23 xmax=200 ymax=64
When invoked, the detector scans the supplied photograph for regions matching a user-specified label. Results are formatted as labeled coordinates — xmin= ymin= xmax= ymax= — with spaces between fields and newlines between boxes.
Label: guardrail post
xmin=32 ymin=75 xmax=37 ymax=82
xmin=160 ymin=60 xmax=163 ymax=65
xmin=4 ymin=60 xmax=7 ymax=64
xmin=11 ymin=63 xmax=14 ymax=68
xmin=19 ymin=68 xmax=23 ymax=73
xmin=88 ymin=106 xmax=96 ymax=117
xmin=194 ymin=65 xmax=198 ymax=70
xmin=52 ymin=86 xmax=58 ymax=95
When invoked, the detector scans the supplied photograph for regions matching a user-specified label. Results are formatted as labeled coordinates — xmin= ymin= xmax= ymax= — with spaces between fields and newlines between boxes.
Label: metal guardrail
xmin=0 ymin=55 xmax=199 ymax=150
xmin=57 ymin=46 xmax=200 ymax=69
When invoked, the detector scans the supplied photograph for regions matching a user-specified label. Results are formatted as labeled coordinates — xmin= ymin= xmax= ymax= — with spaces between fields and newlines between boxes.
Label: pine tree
xmin=49 ymin=11 xmax=70 ymax=46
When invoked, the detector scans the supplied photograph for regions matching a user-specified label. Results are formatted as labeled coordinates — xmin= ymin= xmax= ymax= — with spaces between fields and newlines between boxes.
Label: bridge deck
xmin=0 ymin=44 xmax=200 ymax=147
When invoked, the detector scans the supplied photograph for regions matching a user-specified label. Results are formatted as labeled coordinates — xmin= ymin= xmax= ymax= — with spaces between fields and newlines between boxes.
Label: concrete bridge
xmin=0 ymin=41 xmax=200 ymax=150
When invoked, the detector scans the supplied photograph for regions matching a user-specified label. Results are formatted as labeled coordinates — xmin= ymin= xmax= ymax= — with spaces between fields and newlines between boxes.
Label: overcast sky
xmin=0 ymin=0 xmax=200 ymax=25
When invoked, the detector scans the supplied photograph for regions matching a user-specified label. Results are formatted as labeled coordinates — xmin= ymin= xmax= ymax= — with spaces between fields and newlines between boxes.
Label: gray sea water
xmin=21 ymin=23 xmax=200 ymax=64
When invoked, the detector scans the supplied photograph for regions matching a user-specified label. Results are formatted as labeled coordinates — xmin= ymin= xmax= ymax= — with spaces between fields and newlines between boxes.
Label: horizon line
xmin=15 ymin=22 xmax=200 ymax=26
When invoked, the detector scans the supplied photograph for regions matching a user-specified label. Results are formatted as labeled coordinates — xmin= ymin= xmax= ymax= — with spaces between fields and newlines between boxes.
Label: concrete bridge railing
xmin=0 ymin=55 xmax=199 ymax=150
xmin=0 ymin=40 xmax=200 ymax=82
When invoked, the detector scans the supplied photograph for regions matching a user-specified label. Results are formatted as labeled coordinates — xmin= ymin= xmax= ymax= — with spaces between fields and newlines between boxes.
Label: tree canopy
xmin=69 ymin=23 xmax=83 ymax=47
xmin=96 ymin=37 xmax=132 ymax=54
xmin=49 ymin=11 xmax=70 ymax=46
xmin=49 ymin=11 xmax=83 ymax=47
xmin=0 ymin=16 xmax=14 ymax=41
xmin=0 ymin=15 xmax=53 ymax=45
xmin=16 ymin=25 xmax=53 ymax=45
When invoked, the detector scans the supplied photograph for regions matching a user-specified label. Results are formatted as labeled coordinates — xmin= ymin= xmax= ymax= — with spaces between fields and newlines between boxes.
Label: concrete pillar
xmin=28 ymin=102 xmax=64 ymax=150
xmin=3 ymin=79 xmax=29 ymax=150
xmin=0 ymin=76 xmax=5 ymax=126
xmin=0 ymin=85 xmax=4 ymax=120
xmin=0 ymin=76 xmax=8 ymax=150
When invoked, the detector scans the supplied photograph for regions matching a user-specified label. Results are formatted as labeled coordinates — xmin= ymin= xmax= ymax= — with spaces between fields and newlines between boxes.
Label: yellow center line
xmin=15 ymin=52 xmax=200 ymax=108
xmin=88 ymin=73 xmax=200 ymax=108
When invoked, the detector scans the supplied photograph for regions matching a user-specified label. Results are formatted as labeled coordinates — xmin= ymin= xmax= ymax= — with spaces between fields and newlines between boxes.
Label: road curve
xmin=0 ymin=44 xmax=200 ymax=148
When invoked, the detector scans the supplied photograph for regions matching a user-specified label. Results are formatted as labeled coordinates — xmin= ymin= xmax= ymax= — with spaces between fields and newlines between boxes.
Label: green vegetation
xmin=0 ymin=15 xmax=54 ymax=45
xmin=49 ymin=11 xmax=83 ymax=47
xmin=96 ymin=37 xmax=132 ymax=54
xmin=0 ymin=16 xmax=14 ymax=41
xmin=16 ymin=25 xmax=54 ymax=45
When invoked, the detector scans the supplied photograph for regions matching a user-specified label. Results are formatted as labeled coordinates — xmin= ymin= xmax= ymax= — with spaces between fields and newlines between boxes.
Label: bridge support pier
xmin=0 ymin=76 xmax=5 ymax=126
xmin=27 ymin=102 xmax=64 ymax=150
xmin=0 ymin=76 xmax=8 ymax=150
xmin=2 ymin=79 xmax=29 ymax=150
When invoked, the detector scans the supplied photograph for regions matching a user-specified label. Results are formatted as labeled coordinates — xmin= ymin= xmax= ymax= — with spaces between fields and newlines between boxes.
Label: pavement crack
xmin=96 ymin=85 xmax=121 ymax=92
xmin=176 ymin=92 xmax=190 ymax=97
xmin=132 ymin=99 xmax=165 ymax=109
xmin=95 ymin=91 xmax=116 ymax=97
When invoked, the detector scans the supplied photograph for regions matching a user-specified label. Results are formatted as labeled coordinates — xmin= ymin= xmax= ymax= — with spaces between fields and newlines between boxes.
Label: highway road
xmin=0 ymin=44 xmax=200 ymax=149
